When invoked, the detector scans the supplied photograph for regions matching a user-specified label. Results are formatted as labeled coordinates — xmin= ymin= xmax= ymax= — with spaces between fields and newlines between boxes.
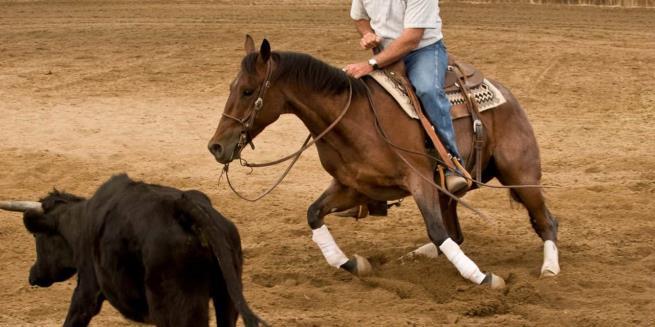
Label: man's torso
xmin=351 ymin=0 xmax=443 ymax=50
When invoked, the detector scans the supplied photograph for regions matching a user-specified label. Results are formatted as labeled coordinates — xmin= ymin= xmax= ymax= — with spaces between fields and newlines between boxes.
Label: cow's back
xmin=84 ymin=174 xmax=220 ymax=322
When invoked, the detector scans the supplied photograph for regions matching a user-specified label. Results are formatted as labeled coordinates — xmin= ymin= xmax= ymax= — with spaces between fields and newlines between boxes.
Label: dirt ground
xmin=1 ymin=1 xmax=654 ymax=326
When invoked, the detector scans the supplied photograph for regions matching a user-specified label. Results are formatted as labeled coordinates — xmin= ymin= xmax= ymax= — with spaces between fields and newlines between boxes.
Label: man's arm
xmin=373 ymin=28 xmax=424 ymax=67
xmin=344 ymin=28 xmax=424 ymax=78
xmin=353 ymin=19 xmax=374 ymax=37
xmin=353 ymin=19 xmax=381 ymax=50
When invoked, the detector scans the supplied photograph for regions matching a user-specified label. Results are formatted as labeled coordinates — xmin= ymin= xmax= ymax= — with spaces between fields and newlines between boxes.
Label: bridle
xmin=217 ymin=60 xmax=545 ymax=207
xmin=218 ymin=59 xmax=354 ymax=201
xmin=220 ymin=59 xmax=274 ymax=160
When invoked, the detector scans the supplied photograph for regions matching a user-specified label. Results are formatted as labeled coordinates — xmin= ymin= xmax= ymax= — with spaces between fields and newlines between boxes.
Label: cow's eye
xmin=242 ymin=89 xmax=254 ymax=96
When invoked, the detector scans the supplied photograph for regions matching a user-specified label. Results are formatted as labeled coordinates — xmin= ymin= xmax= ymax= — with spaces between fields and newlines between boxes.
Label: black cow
xmin=0 ymin=174 xmax=266 ymax=327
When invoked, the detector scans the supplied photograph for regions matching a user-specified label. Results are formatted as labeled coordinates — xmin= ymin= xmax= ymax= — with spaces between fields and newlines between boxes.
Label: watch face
xmin=368 ymin=59 xmax=377 ymax=68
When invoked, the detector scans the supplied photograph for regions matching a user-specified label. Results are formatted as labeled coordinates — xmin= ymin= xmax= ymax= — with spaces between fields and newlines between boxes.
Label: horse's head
xmin=208 ymin=35 xmax=286 ymax=164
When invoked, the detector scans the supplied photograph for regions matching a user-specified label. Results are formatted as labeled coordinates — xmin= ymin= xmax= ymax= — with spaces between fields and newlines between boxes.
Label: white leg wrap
xmin=541 ymin=240 xmax=560 ymax=276
xmin=312 ymin=225 xmax=349 ymax=268
xmin=439 ymin=238 xmax=486 ymax=284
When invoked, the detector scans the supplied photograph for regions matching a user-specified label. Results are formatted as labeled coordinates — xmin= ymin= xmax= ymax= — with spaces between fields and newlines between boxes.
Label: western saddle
xmin=445 ymin=57 xmax=484 ymax=93
xmin=334 ymin=57 xmax=487 ymax=219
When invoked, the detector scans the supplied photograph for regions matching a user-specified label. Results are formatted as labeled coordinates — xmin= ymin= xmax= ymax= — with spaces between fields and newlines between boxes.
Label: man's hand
xmin=359 ymin=32 xmax=382 ymax=50
xmin=343 ymin=62 xmax=374 ymax=79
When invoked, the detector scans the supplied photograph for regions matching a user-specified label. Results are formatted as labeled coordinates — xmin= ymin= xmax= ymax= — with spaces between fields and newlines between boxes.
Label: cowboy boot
xmin=446 ymin=174 xmax=468 ymax=194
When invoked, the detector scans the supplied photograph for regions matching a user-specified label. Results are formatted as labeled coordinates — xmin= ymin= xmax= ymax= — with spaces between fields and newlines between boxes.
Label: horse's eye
xmin=242 ymin=89 xmax=254 ymax=96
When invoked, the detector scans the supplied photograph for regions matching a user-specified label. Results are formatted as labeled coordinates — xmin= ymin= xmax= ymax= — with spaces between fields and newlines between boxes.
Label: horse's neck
xmin=285 ymin=88 xmax=357 ymax=142
xmin=284 ymin=82 xmax=424 ymax=153
xmin=282 ymin=81 xmax=430 ymax=192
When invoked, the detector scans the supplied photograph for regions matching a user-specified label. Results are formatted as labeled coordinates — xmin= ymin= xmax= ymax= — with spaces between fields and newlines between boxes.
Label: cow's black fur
xmin=22 ymin=174 xmax=264 ymax=327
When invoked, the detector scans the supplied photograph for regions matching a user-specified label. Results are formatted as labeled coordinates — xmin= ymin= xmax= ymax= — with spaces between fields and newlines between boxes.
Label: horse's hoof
xmin=540 ymin=267 xmax=560 ymax=278
xmin=540 ymin=261 xmax=560 ymax=278
xmin=540 ymin=240 xmax=560 ymax=278
xmin=353 ymin=254 xmax=372 ymax=277
xmin=399 ymin=243 xmax=439 ymax=261
xmin=485 ymin=273 xmax=506 ymax=289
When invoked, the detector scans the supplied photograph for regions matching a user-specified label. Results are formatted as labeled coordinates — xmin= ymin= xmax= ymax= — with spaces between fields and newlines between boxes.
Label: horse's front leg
xmin=410 ymin=179 xmax=506 ymax=289
xmin=308 ymin=180 xmax=372 ymax=276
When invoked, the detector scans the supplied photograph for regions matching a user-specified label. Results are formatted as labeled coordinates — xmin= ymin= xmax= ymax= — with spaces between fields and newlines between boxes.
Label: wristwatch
xmin=368 ymin=58 xmax=380 ymax=70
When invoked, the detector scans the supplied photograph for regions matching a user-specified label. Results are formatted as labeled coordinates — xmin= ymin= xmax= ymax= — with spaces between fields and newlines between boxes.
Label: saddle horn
xmin=0 ymin=201 xmax=43 ymax=214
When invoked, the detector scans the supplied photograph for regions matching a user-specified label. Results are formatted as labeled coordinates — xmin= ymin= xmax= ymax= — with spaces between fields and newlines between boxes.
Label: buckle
xmin=254 ymin=97 xmax=263 ymax=110
xmin=473 ymin=119 xmax=482 ymax=134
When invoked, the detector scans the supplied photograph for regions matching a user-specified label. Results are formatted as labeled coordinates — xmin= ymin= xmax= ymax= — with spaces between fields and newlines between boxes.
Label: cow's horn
xmin=0 ymin=201 xmax=44 ymax=213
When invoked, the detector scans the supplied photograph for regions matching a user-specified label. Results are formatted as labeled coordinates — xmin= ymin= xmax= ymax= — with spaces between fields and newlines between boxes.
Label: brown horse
xmin=208 ymin=36 xmax=559 ymax=288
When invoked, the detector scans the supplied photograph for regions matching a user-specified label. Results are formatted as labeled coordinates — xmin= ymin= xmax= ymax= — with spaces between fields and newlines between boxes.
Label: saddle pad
xmin=446 ymin=81 xmax=507 ymax=116
xmin=368 ymin=70 xmax=507 ymax=121
xmin=368 ymin=70 xmax=418 ymax=119
xmin=368 ymin=69 xmax=418 ymax=119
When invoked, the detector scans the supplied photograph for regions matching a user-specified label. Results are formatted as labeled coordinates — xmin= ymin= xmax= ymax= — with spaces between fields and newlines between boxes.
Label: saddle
xmin=368 ymin=57 xmax=493 ymax=182
xmin=444 ymin=57 xmax=484 ymax=93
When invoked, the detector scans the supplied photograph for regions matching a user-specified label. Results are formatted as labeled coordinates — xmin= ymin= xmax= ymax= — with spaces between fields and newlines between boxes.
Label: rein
xmin=220 ymin=78 xmax=354 ymax=202
xmin=219 ymin=60 xmax=545 ymax=205
xmin=360 ymin=82 xmax=489 ymax=219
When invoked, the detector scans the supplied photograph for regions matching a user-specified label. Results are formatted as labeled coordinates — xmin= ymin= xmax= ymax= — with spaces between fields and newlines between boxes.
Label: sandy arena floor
xmin=1 ymin=1 xmax=654 ymax=326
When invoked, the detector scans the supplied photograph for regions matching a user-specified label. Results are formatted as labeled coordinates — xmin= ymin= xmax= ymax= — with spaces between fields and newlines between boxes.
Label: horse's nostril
xmin=209 ymin=143 xmax=223 ymax=156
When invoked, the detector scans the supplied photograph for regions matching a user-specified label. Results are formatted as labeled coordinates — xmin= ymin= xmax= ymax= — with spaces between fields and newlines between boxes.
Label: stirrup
xmin=332 ymin=205 xmax=368 ymax=219
xmin=446 ymin=175 xmax=468 ymax=194
xmin=450 ymin=156 xmax=473 ymax=189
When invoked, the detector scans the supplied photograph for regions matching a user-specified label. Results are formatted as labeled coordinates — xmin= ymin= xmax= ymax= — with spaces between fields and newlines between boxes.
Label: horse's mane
xmin=241 ymin=51 xmax=368 ymax=96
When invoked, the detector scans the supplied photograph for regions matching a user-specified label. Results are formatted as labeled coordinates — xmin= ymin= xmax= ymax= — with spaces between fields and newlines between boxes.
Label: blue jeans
xmin=404 ymin=40 xmax=461 ymax=160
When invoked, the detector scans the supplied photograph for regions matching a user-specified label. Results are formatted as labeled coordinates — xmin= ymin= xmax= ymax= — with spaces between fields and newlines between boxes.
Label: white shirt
xmin=350 ymin=0 xmax=442 ymax=50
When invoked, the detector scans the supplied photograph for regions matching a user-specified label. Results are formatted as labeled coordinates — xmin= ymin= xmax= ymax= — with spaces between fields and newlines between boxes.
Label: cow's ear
xmin=244 ymin=34 xmax=256 ymax=54
xmin=259 ymin=39 xmax=271 ymax=63
xmin=23 ymin=210 xmax=57 ymax=234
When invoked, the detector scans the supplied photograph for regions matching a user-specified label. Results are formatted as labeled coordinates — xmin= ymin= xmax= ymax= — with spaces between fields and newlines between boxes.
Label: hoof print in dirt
xmin=464 ymin=299 xmax=509 ymax=317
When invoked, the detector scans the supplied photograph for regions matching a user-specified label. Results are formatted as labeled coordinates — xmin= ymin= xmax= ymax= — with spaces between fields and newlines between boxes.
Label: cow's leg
xmin=146 ymin=275 xmax=210 ymax=327
xmin=63 ymin=271 xmax=104 ymax=327
xmin=308 ymin=180 xmax=371 ymax=276
xmin=411 ymin=179 xmax=505 ymax=288
xmin=212 ymin=279 xmax=238 ymax=327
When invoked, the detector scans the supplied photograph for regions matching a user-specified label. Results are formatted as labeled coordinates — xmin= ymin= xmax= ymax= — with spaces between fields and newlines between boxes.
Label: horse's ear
xmin=244 ymin=34 xmax=256 ymax=54
xmin=260 ymin=39 xmax=271 ymax=63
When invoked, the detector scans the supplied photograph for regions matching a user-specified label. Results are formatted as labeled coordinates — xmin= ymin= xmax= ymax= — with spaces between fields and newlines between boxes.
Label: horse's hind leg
xmin=494 ymin=155 xmax=560 ymax=277
xmin=401 ymin=195 xmax=463 ymax=261
xmin=307 ymin=179 xmax=372 ymax=276
xmin=410 ymin=178 xmax=505 ymax=288
xmin=508 ymin=186 xmax=560 ymax=277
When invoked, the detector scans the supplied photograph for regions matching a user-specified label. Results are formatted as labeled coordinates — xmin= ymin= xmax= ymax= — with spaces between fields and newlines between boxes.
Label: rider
xmin=343 ymin=0 xmax=468 ymax=194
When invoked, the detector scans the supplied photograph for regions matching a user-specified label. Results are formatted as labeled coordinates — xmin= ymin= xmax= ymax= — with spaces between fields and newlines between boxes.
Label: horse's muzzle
xmin=208 ymin=136 xmax=241 ymax=164
xmin=208 ymin=141 xmax=232 ymax=164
